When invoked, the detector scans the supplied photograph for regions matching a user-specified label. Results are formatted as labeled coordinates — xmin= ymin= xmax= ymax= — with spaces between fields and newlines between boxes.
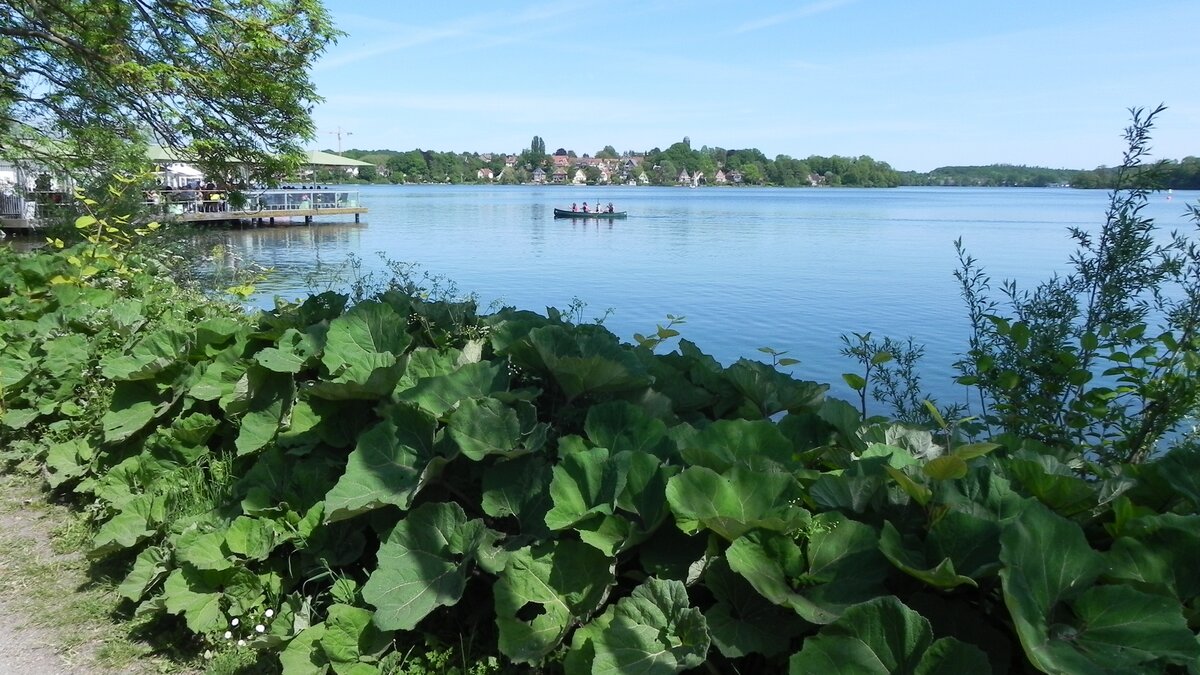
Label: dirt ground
xmin=0 ymin=479 xmax=99 ymax=673
xmin=0 ymin=474 xmax=166 ymax=674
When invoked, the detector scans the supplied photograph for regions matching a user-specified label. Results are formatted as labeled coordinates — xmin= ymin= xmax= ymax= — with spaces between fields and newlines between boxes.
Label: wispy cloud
xmin=733 ymin=0 xmax=856 ymax=34
xmin=322 ymin=91 xmax=678 ymax=121
xmin=317 ymin=2 xmax=586 ymax=71
xmin=783 ymin=59 xmax=828 ymax=71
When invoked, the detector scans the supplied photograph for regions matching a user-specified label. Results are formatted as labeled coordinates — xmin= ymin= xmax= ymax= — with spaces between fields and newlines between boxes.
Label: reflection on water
xmin=221 ymin=222 xmax=368 ymax=296
xmin=1 ymin=237 xmax=44 ymax=253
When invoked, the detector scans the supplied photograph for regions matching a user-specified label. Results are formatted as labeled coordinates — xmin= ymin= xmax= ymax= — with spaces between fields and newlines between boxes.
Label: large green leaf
xmin=588 ymin=450 xmax=675 ymax=555
xmin=233 ymin=365 xmax=295 ymax=456
xmin=323 ymin=404 xmax=451 ymax=522
xmin=815 ymin=398 xmax=868 ymax=452
xmin=189 ymin=344 xmax=248 ymax=401
xmin=726 ymin=513 xmax=888 ymax=625
xmin=225 ymin=516 xmax=278 ymax=561
xmin=445 ymin=396 xmax=524 ymax=460
xmin=237 ymin=446 xmax=343 ymax=517
xmin=100 ymin=328 xmax=190 ymax=381
xmin=117 ymin=545 xmax=170 ymax=602
xmin=320 ymin=604 xmax=390 ymax=666
xmin=1151 ymin=445 xmax=1200 ymax=509
xmin=163 ymin=565 xmax=262 ymax=634
xmin=193 ymin=315 xmax=244 ymax=352
xmin=1106 ymin=512 xmax=1200 ymax=602
xmin=665 ymin=464 xmax=809 ymax=541
xmin=1057 ymin=585 xmax=1199 ymax=668
xmin=320 ymin=300 xmax=411 ymax=377
xmin=583 ymin=577 xmax=710 ymax=675
xmin=879 ymin=521 xmax=977 ymax=589
xmin=362 ymin=502 xmax=501 ymax=631
xmin=808 ymin=458 xmax=890 ymax=514
xmin=494 ymin=539 xmax=615 ymax=664
xmin=999 ymin=501 xmax=1102 ymax=611
xmin=174 ymin=528 xmax=234 ymax=571
xmin=396 ymin=360 xmax=509 ymax=415
xmin=306 ymin=360 xmax=407 ymax=400
xmin=280 ymin=624 xmax=328 ymax=675
xmin=310 ymin=300 xmax=411 ymax=399
xmin=162 ymin=567 xmax=228 ymax=634
xmin=674 ymin=418 xmax=797 ymax=472
xmin=995 ymin=500 xmax=1197 ymax=673
xmin=724 ymin=358 xmax=826 ymax=417
xmin=40 ymin=333 xmax=90 ymax=380
xmin=255 ymin=327 xmax=320 ymax=374
xmin=102 ymin=378 xmax=179 ymax=443
xmin=526 ymin=325 xmax=651 ymax=399
xmin=545 ymin=447 xmax=626 ymax=531
xmin=703 ymin=557 xmax=804 ymax=658
xmin=481 ymin=453 xmax=554 ymax=537
xmin=0 ymin=406 xmax=39 ymax=429
xmin=1006 ymin=455 xmax=1096 ymax=517
xmin=44 ymin=437 xmax=93 ymax=488
xmin=90 ymin=493 xmax=164 ymax=557
xmin=939 ymin=466 xmax=1025 ymax=523
xmin=171 ymin=412 xmax=221 ymax=447
xmin=394 ymin=346 xmax=460 ymax=389
xmin=0 ymin=348 xmax=36 ymax=393
xmin=788 ymin=596 xmax=990 ymax=674
xmin=926 ymin=509 xmax=1002 ymax=581
xmin=584 ymin=401 xmax=673 ymax=458
xmin=545 ymin=446 xmax=669 ymax=557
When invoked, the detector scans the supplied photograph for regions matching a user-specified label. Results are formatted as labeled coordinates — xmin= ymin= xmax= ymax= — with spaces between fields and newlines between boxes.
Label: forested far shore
xmin=329 ymin=140 xmax=1200 ymax=190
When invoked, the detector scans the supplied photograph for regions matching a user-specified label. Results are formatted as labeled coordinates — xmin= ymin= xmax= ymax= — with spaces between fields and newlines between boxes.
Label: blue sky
xmin=309 ymin=1 xmax=1200 ymax=172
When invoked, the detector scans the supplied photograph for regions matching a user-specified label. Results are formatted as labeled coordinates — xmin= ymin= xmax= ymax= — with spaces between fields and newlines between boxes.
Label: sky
xmin=308 ymin=0 xmax=1200 ymax=172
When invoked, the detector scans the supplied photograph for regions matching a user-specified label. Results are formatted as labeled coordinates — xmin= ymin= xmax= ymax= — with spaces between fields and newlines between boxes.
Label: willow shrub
xmin=952 ymin=105 xmax=1200 ymax=465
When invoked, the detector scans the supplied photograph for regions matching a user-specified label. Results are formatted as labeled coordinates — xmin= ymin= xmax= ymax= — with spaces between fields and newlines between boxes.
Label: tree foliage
xmin=0 ymin=0 xmax=340 ymax=180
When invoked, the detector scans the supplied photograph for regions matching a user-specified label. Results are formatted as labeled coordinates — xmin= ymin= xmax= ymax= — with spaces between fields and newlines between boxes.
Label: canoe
xmin=554 ymin=208 xmax=627 ymax=219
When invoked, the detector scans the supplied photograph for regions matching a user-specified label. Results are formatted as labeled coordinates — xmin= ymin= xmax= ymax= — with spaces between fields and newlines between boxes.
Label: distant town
xmin=326 ymin=136 xmax=1200 ymax=191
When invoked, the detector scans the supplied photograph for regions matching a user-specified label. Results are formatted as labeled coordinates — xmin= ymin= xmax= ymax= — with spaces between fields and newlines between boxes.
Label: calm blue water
xmin=226 ymin=185 xmax=1200 ymax=410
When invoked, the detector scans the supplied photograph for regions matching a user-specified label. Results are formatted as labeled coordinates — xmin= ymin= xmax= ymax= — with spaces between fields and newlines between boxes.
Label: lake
xmin=227 ymin=185 xmax=1199 ymax=413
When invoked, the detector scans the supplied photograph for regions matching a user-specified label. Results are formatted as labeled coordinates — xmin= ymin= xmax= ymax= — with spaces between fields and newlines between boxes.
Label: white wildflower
xmin=265 ymin=608 xmax=275 ymax=619
xmin=237 ymin=639 xmax=246 ymax=647
xmin=223 ymin=631 xmax=232 ymax=640
xmin=255 ymin=624 xmax=265 ymax=633
xmin=231 ymin=617 xmax=239 ymax=627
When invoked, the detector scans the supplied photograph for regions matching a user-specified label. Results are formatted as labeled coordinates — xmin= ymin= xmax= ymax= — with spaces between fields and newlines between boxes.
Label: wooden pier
xmin=1 ymin=188 xmax=367 ymax=232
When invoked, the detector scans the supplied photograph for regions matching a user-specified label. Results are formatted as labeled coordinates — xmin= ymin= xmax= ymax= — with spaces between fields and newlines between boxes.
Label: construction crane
xmin=327 ymin=127 xmax=353 ymax=155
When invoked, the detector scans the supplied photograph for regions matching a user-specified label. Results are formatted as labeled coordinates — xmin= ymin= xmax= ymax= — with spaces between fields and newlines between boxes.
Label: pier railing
xmin=157 ymin=188 xmax=362 ymax=216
